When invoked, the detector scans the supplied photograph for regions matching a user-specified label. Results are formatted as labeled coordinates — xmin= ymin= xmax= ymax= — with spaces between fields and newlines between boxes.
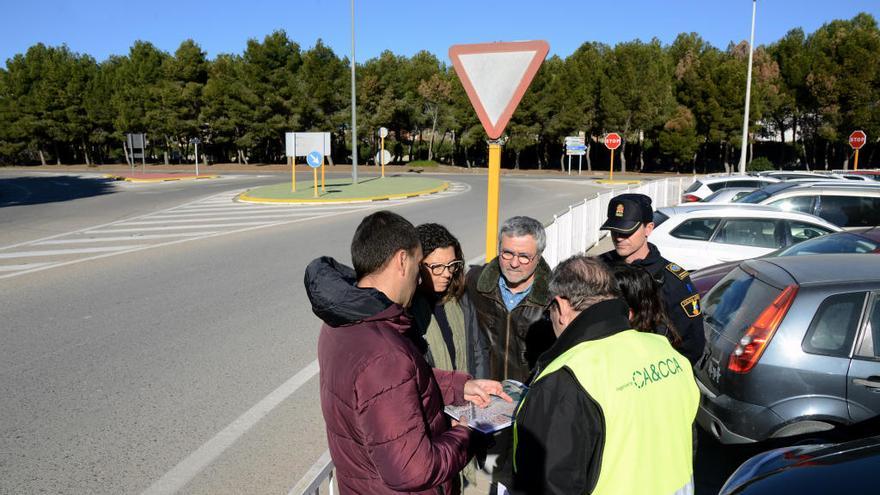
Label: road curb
xmin=236 ymin=181 xmax=449 ymax=204
xmin=105 ymin=174 xmax=220 ymax=183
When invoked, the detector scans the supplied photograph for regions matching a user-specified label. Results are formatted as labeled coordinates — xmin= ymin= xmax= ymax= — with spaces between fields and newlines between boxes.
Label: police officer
xmin=598 ymin=193 xmax=705 ymax=365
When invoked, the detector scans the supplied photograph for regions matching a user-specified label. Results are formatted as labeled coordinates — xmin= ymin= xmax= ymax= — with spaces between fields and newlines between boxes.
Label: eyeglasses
xmin=499 ymin=250 xmax=536 ymax=265
xmin=423 ymin=260 xmax=464 ymax=275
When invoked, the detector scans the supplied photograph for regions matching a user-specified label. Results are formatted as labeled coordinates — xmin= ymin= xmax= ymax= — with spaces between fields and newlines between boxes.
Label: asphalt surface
xmin=0 ymin=170 xmax=614 ymax=494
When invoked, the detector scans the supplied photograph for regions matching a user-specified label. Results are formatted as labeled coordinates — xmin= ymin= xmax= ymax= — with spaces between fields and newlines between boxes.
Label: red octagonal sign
xmin=605 ymin=133 xmax=622 ymax=150
xmin=850 ymin=130 xmax=867 ymax=150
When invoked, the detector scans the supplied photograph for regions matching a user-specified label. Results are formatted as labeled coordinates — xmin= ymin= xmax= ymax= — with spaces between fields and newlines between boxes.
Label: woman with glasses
xmin=411 ymin=223 xmax=488 ymax=379
xmin=411 ymin=223 xmax=488 ymax=493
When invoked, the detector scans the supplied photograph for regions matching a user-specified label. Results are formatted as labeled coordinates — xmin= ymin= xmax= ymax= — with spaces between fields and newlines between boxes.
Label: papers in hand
xmin=444 ymin=379 xmax=527 ymax=434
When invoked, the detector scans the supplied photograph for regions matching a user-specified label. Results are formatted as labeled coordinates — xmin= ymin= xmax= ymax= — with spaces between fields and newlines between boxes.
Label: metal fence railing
xmin=543 ymin=177 xmax=695 ymax=268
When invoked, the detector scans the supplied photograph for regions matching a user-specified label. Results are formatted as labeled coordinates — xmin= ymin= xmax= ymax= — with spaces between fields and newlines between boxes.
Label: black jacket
xmin=600 ymin=243 xmax=706 ymax=364
xmin=509 ymin=299 xmax=632 ymax=495
xmin=465 ymin=258 xmax=556 ymax=383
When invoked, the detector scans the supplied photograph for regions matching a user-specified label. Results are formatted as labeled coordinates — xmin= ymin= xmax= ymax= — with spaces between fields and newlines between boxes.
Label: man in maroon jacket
xmin=305 ymin=211 xmax=508 ymax=495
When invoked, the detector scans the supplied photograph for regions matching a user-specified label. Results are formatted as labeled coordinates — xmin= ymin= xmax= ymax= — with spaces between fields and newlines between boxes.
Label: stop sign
xmin=605 ymin=133 xmax=622 ymax=150
xmin=850 ymin=130 xmax=867 ymax=150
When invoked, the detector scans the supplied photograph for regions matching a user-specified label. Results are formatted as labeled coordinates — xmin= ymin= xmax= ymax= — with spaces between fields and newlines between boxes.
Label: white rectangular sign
xmin=285 ymin=132 xmax=331 ymax=158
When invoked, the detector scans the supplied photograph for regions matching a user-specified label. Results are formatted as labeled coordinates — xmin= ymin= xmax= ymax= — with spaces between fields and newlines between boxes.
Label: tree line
xmin=1 ymin=13 xmax=878 ymax=172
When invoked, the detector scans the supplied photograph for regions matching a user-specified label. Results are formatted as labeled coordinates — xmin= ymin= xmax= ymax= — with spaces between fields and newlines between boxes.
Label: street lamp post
xmin=738 ymin=0 xmax=757 ymax=174
xmin=350 ymin=0 xmax=358 ymax=184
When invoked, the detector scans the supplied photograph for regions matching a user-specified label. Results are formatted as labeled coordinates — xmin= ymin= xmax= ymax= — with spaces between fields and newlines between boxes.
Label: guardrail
xmin=543 ymin=177 xmax=695 ymax=268
xmin=292 ymin=176 xmax=695 ymax=495
xmin=290 ymin=451 xmax=335 ymax=495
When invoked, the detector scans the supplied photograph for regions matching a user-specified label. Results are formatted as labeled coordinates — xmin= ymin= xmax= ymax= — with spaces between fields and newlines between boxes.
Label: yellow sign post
xmin=313 ymin=167 xmax=319 ymax=198
xmin=321 ymin=161 xmax=326 ymax=192
xmin=609 ymin=148 xmax=615 ymax=181
xmin=485 ymin=142 xmax=503 ymax=261
xmin=290 ymin=157 xmax=296 ymax=192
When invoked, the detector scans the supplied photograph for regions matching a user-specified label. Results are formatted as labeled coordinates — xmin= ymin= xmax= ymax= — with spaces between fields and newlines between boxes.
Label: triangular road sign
xmin=449 ymin=40 xmax=549 ymax=139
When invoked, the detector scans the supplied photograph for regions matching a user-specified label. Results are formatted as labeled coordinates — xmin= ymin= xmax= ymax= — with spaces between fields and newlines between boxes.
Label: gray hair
xmin=549 ymin=255 xmax=616 ymax=311
xmin=498 ymin=216 xmax=546 ymax=253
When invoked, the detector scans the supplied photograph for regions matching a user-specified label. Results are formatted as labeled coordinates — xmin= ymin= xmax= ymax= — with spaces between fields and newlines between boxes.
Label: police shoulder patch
xmin=680 ymin=294 xmax=701 ymax=318
xmin=666 ymin=262 xmax=690 ymax=280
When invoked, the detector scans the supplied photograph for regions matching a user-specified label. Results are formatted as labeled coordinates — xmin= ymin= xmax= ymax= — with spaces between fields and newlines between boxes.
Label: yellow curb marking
xmin=236 ymin=182 xmax=449 ymax=204
xmin=104 ymin=174 xmax=219 ymax=183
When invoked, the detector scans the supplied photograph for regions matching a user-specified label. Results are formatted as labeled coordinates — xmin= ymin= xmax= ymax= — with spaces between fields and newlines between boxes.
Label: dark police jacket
xmin=600 ymin=243 xmax=706 ymax=365
xmin=465 ymin=257 xmax=556 ymax=383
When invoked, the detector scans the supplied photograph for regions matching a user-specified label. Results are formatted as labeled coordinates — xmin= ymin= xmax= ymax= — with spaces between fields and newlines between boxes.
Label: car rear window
xmin=802 ymin=292 xmax=866 ymax=357
xmin=653 ymin=210 xmax=670 ymax=228
xmin=671 ymin=218 xmax=720 ymax=241
xmin=736 ymin=189 xmax=771 ymax=204
xmin=712 ymin=219 xmax=781 ymax=248
xmin=816 ymin=196 xmax=880 ymax=228
xmin=702 ymin=267 xmax=783 ymax=340
xmin=707 ymin=181 xmax=726 ymax=192
xmin=767 ymin=195 xmax=815 ymax=214
xmin=684 ymin=181 xmax=703 ymax=194
xmin=777 ymin=232 xmax=879 ymax=256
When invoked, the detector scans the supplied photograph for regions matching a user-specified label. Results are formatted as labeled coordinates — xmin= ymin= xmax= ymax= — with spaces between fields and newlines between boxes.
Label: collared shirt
xmin=499 ymin=276 xmax=533 ymax=312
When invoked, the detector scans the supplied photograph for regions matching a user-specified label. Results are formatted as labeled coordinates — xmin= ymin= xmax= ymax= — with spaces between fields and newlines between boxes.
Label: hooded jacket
xmin=304 ymin=256 xmax=472 ymax=495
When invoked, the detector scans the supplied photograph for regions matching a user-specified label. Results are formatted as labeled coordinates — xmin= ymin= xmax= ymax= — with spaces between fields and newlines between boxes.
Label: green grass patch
xmin=407 ymin=160 xmax=441 ymax=168
xmin=242 ymin=175 xmax=447 ymax=201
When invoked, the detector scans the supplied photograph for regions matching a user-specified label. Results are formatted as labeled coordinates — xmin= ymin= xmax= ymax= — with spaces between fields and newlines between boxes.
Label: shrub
xmin=747 ymin=157 xmax=775 ymax=172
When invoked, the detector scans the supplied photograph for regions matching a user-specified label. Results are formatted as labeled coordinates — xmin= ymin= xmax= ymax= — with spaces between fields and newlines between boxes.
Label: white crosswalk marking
xmin=0 ymin=182 xmax=469 ymax=279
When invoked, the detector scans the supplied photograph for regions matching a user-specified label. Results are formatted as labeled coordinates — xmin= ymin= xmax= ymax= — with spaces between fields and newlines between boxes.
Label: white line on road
xmin=0 ymin=262 xmax=58 ymax=272
xmin=0 ymin=189 xmax=240 ymax=251
xmin=141 ymin=359 xmax=320 ymax=495
xmin=0 ymin=245 xmax=144 ymax=259
xmin=34 ymin=232 xmax=219 ymax=245
xmin=119 ymin=212 xmax=321 ymax=226
xmin=86 ymin=221 xmax=274 ymax=234
xmin=0 ymin=208 xmax=376 ymax=280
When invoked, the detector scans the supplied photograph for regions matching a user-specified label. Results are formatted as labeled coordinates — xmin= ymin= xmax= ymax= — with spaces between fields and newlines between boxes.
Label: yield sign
xmin=449 ymin=40 xmax=549 ymax=139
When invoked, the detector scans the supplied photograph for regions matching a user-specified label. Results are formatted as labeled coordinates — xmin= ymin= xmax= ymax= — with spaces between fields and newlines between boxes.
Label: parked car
xmin=681 ymin=175 xmax=780 ymax=202
xmin=691 ymin=227 xmax=880 ymax=296
xmin=700 ymin=187 xmax=755 ymax=203
xmin=650 ymin=204 xmax=841 ymax=270
xmin=695 ymin=254 xmax=880 ymax=444
xmin=736 ymin=182 xmax=880 ymax=229
xmin=719 ymin=434 xmax=880 ymax=494
xmin=758 ymin=171 xmax=846 ymax=181
xmin=832 ymin=169 xmax=880 ymax=181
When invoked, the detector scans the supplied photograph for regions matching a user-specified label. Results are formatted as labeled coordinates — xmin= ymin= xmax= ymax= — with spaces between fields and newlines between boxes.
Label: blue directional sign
xmin=306 ymin=151 xmax=323 ymax=168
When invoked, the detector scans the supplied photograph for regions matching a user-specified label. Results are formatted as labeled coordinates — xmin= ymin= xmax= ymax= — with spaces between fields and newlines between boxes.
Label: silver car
xmin=694 ymin=254 xmax=880 ymax=444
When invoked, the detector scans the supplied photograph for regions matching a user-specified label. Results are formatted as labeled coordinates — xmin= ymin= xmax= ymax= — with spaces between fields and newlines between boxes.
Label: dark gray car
xmin=694 ymin=254 xmax=880 ymax=444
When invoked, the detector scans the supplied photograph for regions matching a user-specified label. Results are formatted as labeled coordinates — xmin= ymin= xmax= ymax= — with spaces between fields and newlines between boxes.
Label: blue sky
xmin=2 ymin=0 xmax=878 ymax=67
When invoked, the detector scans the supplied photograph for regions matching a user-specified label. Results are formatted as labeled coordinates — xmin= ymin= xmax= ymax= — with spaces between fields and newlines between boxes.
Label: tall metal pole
xmin=738 ymin=0 xmax=757 ymax=174
xmin=350 ymin=0 xmax=358 ymax=183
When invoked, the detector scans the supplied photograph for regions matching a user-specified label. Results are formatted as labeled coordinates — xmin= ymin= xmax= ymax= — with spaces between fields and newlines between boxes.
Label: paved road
xmin=0 ymin=170 xmax=610 ymax=494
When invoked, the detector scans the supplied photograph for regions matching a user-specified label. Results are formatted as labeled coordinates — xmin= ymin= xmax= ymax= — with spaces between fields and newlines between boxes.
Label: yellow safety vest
xmin=514 ymin=329 xmax=699 ymax=495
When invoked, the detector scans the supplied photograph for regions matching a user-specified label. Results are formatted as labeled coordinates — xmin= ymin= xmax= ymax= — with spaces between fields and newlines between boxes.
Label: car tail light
xmin=728 ymin=284 xmax=798 ymax=374
xmin=682 ymin=194 xmax=701 ymax=202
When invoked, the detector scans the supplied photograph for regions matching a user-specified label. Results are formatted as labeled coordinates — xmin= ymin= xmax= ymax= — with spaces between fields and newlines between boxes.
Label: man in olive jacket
xmin=466 ymin=216 xmax=556 ymax=384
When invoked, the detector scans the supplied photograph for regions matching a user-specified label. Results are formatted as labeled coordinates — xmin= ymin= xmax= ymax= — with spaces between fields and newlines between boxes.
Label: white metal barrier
xmin=293 ymin=176 xmax=696 ymax=495
xmin=543 ymin=177 xmax=695 ymax=268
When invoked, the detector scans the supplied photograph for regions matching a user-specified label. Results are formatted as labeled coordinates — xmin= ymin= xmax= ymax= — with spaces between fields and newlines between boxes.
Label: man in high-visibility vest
xmin=508 ymin=255 xmax=698 ymax=495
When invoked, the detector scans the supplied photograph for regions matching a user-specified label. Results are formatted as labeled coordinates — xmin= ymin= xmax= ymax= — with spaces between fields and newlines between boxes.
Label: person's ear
xmin=557 ymin=297 xmax=573 ymax=326
xmin=395 ymin=249 xmax=408 ymax=276
xmin=644 ymin=222 xmax=655 ymax=237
